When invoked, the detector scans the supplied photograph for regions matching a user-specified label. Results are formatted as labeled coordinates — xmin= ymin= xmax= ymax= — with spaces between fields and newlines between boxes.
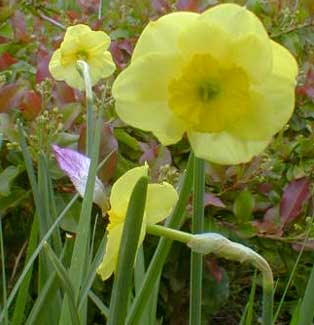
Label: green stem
xmin=77 ymin=60 xmax=93 ymax=157
xmin=263 ymin=283 xmax=273 ymax=325
xmin=190 ymin=156 xmax=205 ymax=325
xmin=146 ymin=224 xmax=193 ymax=243
xmin=126 ymin=153 xmax=194 ymax=324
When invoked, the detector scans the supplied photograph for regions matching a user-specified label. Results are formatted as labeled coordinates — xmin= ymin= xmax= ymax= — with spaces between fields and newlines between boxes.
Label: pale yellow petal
xmin=228 ymin=74 xmax=295 ymax=140
xmin=88 ymin=51 xmax=116 ymax=84
xmin=49 ymin=49 xmax=84 ymax=89
xmin=200 ymin=4 xmax=268 ymax=39
xmin=178 ymin=4 xmax=272 ymax=81
xmin=271 ymin=40 xmax=298 ymax=80
xmin=109 ymin=165 xmax=148 ymax=219
xmin=146 ymin=183 xmax=178 ymax=225
xmin=132 ymin=12 xmax=198 ymax=61
xmin=63 ymin=24 xmax=92 ymax=42
xmin=97 ymin=224 xmax=123 ymax=281
xmin=188 ymin=131 xmax=269 ymax=165
xmin=112 ymin=53 xmax=187 ymax=145
xmin=97 ymin=220 xmax=147 ymax=281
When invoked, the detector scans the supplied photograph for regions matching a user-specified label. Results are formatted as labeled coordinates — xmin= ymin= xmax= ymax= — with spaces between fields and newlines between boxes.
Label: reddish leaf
xmin=139 ymin=142 xmax=171 ymax=180
xmin=152 ymin=0 xmax=171 ymax=14
xmin=205 ymin=259 xmax=223 ymax=283
xmin=36 ymin=48 xmax=51 ymax=83
xmin=280 ymin=177 xmax=310 ymax=227
xmin=77 ymin=0 xmax=99 ymax=14
xmin=110 ymin=39 xmax=135 ymax=69
xmin=78 ymin=123 xmax=118 ymax=183
xmin=0 ymin=84 xmax=23 ymax=113
xmin=0 ymin=52 xmax=17 ymax=70
xmin=204 ymin=192 xmax=225 ymax=208
xmin=176 ymin=0 xmax=202 ymax=12
xmin=11 ymin=10 xmax=30 ymax=42
xmin=52 ymin=82 xmax=78 ymax=106
xmin=18 ymin=90 xmax=42 ymax=119
xmin=296 ymin=68 xmax=314 ymax=99
xmin=253 ymin=206 xmax=282 ymax=235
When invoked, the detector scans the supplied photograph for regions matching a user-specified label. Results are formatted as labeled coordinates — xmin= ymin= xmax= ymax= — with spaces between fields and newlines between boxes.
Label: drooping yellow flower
xmin=112 ymin=4 xmax=298 ymax=165
xmin=97 ymin=165 xmax=178 ymax=280
xmin=49 ymin=24 xmax=116 ymax=90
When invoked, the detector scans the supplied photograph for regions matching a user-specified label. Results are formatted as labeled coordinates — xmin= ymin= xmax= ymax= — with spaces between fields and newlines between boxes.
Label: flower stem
xmin=190 ymin=156 xmax=205 ymax=325
xmin=146 ymin=224 xmax=193 ymax=243
xmin=77 ymin=60 xmax=94 ymax=157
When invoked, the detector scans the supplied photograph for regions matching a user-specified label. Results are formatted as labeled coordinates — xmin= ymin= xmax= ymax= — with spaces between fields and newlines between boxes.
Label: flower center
xmin=76 ymin=50 xmax=89 ymax=61
xmin=168 ymin=54 xmax=251 ymax=133
xmin=198 ymin=81 xmax=220 ymax=102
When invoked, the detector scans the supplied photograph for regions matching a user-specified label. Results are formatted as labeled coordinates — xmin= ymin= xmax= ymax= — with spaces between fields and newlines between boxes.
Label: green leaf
xmin=298 ymin=262 xmax=314 ymax=325
xmin=44 ymin=242 xmax=80 ymax=325
xmin=12 ymin=217 xmax=39 ymax=325
xmin=109 ymin=176 xmax=148 ymax=325
xmin=233 ymin=190 xmax=255 ymax=222
xmin=114 ymin=128 xmax=141 ymax=151
xmin=0 ymin=165 xmax=22 ymax=196
xmin=127 ymin=153 xmax=194 ymax=324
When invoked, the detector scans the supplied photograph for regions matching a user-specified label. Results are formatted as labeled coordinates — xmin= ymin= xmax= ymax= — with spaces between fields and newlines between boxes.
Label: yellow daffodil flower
xmin=97 ymin=165 xmax=178 ymax=280
xmin=49 ymin=24 xmax=116 ymax=90
xmin=112 ymin=4 xmax=298 ymax=165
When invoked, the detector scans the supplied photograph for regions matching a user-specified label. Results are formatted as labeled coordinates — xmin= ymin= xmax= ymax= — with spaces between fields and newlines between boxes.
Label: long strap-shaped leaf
xmin=108 ymin=176 xmax=148 ymax=325
xmin=127 ymin=153 xmax=194 ymax=324
xmin=44 ymin=242 xmax=80 ymax=325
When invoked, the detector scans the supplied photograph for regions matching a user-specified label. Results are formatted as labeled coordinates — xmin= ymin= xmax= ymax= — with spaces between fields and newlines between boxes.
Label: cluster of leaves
xmin=1 ymin=0 xmax=314 ymax=323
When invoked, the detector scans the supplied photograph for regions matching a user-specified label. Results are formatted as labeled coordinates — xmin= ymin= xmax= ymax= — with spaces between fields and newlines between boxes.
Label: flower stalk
xmin=190 ymin=156 xmax=205 ymax=325
xmin=77 ymin=60 xmax=94 ymax=157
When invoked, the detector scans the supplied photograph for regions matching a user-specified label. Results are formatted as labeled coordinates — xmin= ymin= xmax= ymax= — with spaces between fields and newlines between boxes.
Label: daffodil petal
xmin=109 ymin=165 xmax=148 ymax=219
xmin=97 ymin=224 xmax=123 ymax=281
xmin=146 ymin=183 xmax=178 ymax=225
xmin=97 ymin=221 xmax=147 ymax=281
xmin=49 ymin=49 xmax=84 ymax=89
xmin=200 ymin=4 xmax=268 ymax=39
xmin=112 ymin=53 xmax=187 ymax=145
xmin=271 ymin=40 xmax=298 ymax=80
xmin=132 ymin=12 xmax=198 ymax=61
xmin=63 ymin=24 xmax=92 ymax=41
xmin=178 ymin=4 xmax=272 ymax=81
xmin=188 ymin=131 xmax=269 ymax=165
xmin=89 ymin=52 xmax=116 ymax=85
xmin=228 ymin=73 xmax=295 ymax=140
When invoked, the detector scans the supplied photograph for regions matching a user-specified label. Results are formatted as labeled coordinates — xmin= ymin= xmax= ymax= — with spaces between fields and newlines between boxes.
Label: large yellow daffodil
xmin=112 ymin=4 xmax=298 ymax=165
xmin=97 ymin=165 xmax=178 ymax=280
xmin=49 ymin=24 xmax=115 ymax=90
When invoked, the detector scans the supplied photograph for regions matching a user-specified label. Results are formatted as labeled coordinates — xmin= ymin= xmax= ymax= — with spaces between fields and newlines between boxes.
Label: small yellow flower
xmin=97 ymin=165 xmax=178 ymax=280
xmin=112 ymin=4 xmax=298 ymax=165
xmin=49 ymin=24 xmax=116 ymax=90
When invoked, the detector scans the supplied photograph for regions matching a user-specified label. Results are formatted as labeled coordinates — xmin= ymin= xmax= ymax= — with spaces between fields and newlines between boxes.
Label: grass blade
xmin=88 ymin=290 xmax=109 ymax=319
xmin=298 ymin=261 xmax=314 ymax=325
xmin=44 ymin=242 xmax=81 ymax=325
xmin=0 ymin=193 xmax=79 ymax=323
xmin=108 ymin=176 xmax=148 ymax=325
xmin=12 ymin=217 xmax=39 ymax=325
xmin=0 ymin=216 xmax=8 ymax=325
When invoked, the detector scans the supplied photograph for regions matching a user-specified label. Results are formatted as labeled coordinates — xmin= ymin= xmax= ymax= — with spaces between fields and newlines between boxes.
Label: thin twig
xmin=271 ymin=20 xmax=314 ymax=38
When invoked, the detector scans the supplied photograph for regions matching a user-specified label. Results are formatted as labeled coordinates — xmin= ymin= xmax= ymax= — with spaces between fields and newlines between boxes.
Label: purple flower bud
xmin=52 ymin=144 xmax=109 ymax=211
